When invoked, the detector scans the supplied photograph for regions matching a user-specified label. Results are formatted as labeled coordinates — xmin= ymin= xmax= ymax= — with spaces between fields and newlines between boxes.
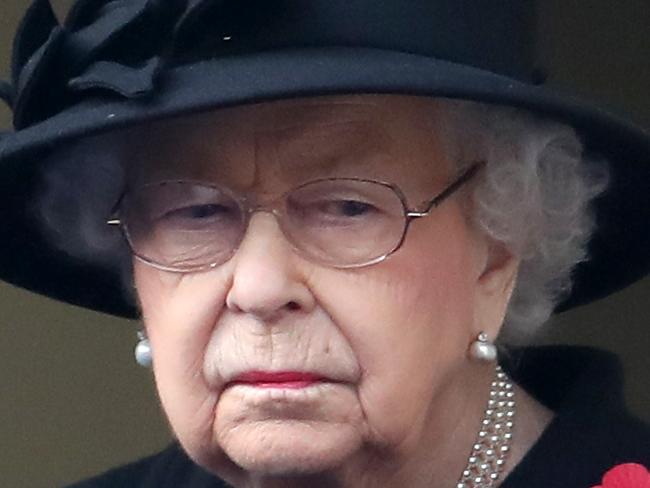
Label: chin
xmin=217 ymin=421 xmax=363 ymax=475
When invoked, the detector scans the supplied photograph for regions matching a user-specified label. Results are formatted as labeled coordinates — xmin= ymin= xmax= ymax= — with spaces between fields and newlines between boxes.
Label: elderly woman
xmin=1 ymin=1 xmax=649 ymax=487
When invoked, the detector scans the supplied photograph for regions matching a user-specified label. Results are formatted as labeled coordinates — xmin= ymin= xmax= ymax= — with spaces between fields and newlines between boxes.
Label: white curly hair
xmin=37 ymin=98 xmax=609 ymax=343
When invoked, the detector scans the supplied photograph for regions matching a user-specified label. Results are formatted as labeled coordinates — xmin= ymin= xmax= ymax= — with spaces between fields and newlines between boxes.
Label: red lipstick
xmin=230 ymin=371 xmax=326 ymax=389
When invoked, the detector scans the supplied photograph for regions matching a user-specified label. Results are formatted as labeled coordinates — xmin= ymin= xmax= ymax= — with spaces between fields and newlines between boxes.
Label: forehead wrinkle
xmin=251 ymin=110 xmax=382 ymax=134
xmin=246 ymin=96 xmax=390 ymax=130
xmin=252 ymin=120 xmax=395 ymax=183
xmin=127 ymin=114 xmax=260 ymax=187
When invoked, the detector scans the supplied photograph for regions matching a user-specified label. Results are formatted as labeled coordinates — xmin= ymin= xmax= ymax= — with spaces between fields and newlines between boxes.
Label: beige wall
xmin=0 ymin=1 xmax=648 ymax=487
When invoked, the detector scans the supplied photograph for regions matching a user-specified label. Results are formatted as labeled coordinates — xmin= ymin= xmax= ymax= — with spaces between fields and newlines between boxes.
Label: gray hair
xmin=439 ymin=101 xmax=608 ymax=342
xmin=37 ymin=99 xmax=609 ymax=342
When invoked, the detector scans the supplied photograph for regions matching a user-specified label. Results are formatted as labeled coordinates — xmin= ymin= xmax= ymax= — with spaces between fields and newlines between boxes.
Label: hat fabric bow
xmin=4 ymin=0 xmax=230 ymax=129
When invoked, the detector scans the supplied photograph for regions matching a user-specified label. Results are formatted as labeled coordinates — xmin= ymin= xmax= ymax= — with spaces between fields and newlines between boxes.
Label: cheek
xmin=313 ymin=213 xmax=478 ymax=447
xmin=134 ymin=262 xmax=235 ymax=471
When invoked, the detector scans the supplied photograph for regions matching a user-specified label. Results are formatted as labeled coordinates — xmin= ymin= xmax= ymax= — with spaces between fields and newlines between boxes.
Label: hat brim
xmin=1 ymin=47 xmax=648 ymax=318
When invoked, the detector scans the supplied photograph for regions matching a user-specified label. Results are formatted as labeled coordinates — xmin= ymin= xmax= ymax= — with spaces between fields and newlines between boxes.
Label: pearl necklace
xmin=456 ymin=365 xmax=516 ymax=488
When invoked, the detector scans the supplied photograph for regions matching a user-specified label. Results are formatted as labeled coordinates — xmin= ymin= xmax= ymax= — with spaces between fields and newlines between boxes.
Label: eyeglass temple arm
xmin=106 ymin=192 xmax=128 ymax=226
xmin=407 ymin=161 xmax=484 ymax=218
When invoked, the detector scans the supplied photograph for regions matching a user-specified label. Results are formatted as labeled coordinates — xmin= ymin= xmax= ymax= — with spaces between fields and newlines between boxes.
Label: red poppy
xmin=592 ymin=463 xmax=650 ymax=488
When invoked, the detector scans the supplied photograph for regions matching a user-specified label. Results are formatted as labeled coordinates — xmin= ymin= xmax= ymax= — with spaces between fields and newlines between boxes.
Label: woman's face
xmin=129 ymin=95 xmax=517 ymax=484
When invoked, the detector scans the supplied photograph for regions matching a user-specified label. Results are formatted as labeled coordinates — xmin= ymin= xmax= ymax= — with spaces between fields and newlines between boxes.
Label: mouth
xmin=227 ymin=371 xmax=329 ymax=389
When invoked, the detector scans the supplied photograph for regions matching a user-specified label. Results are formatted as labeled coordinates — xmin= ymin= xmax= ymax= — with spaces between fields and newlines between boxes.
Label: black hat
xmin=0 ymin=0 xmax=648 ymax=318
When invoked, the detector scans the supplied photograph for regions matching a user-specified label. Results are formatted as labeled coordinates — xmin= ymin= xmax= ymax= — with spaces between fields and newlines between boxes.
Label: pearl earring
xmin=469 ymin=332 xmax=498 ymax=362
xmin=135 ymin=330 xmax=152 ymax=368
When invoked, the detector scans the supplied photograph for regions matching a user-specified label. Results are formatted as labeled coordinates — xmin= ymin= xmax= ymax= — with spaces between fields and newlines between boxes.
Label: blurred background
xmin=0 ymin=1 xmax=648 ymax=486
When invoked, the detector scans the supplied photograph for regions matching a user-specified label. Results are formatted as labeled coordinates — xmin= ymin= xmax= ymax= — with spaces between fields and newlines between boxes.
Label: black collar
xmin=500 ymin=346 xmax=649 ymax=488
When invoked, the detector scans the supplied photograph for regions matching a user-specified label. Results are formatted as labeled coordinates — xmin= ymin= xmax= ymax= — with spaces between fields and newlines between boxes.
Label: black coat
xmin=67 ymin=346 xmax=650 ymax=488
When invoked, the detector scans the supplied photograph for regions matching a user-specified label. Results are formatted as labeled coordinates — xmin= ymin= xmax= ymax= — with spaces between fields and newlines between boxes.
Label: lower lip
xmin=246 ymin=380 xmax=320 ymax=389
xmin=229 ymin=372 xmax=326 ymax=389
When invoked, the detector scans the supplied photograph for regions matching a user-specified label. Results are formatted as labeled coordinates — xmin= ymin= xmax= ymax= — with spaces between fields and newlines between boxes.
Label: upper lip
xmin=227 ymin=371 xmax=331 ymax=386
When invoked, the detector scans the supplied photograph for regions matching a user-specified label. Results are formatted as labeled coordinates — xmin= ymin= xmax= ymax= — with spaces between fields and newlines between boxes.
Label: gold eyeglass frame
xmin=107 ymin=162 xmax=484 ymax=272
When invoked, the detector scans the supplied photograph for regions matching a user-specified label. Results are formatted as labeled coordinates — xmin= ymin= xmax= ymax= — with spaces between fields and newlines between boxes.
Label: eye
xmin=160 ymin=203 xmax=239 ymax=225
xmin=330 ymin=200 xmax=375 ymax=217
xmin=301 ymin=197 xmax=379 ymax=220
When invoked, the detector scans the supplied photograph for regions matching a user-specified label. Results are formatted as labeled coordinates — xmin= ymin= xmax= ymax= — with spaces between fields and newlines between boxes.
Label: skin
xmin=126 ymin=95 xmax=552 ymax=488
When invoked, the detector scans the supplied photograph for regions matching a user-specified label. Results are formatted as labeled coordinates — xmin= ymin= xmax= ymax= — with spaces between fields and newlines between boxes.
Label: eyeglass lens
xmin=121 ymin=179 xmax=408 ymax=271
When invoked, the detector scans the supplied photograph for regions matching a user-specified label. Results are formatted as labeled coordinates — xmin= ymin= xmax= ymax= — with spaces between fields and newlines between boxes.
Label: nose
xmin=225 ymin=212 xmax=315 ymax=320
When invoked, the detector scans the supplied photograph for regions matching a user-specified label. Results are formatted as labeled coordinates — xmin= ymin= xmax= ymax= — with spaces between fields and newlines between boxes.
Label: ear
xmin=472 ymin=239 xmax=519 ymax=340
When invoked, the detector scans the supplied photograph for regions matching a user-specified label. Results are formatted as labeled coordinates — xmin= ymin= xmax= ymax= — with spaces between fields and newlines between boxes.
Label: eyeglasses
xmin=107 ymin=162 xmax=483 ymax=272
